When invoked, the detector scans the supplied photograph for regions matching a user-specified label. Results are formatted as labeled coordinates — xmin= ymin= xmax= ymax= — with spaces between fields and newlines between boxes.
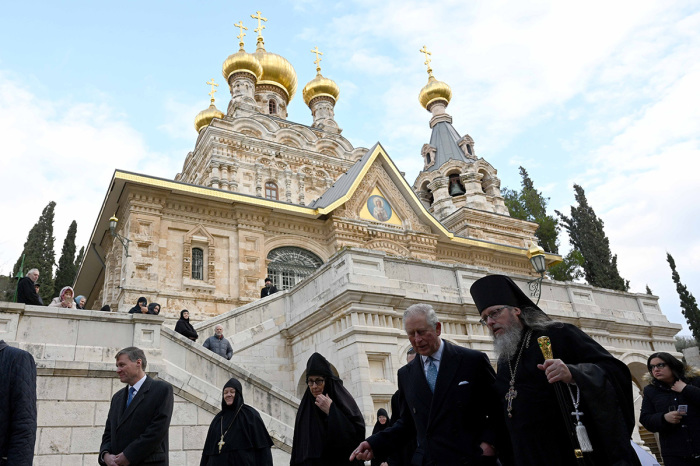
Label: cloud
xmin=0 ymin=72 xmax=180 ymax=276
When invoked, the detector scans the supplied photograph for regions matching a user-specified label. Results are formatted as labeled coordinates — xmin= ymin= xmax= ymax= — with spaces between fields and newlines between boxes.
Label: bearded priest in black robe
xmin=470 ymin=274 xmax=641 ymax=466
xmin=200 ymin=377 xmax=273 ymax=466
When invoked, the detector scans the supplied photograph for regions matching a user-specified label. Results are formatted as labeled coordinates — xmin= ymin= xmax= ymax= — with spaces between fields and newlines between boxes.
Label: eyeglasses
xmin=650 ymin=363 xmax=667 ymax=370
xmin=307 ymin=378 xmax=325 ymax=387
xmin=479 ymin=306 xmax=511 ymax=326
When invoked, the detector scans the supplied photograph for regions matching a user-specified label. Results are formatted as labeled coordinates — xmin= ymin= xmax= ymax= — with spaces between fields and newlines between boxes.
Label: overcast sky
xmin=1 ymin=1 xmax=698 ymax=334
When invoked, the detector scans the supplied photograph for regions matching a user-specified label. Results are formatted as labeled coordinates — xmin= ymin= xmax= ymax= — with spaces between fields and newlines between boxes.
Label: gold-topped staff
xmin=206 ymin=78 xmax=219 ymax=103
xmin=310 ymin=46 xmax=323 ymax=73
xmin=234 ymin=20 xmax=247 ymax=47
xmin=537 ymin=336 xmax=593 ymax=464
xmin=251 ymin=10 xmax=267 ymax=42
xmin=419 ymin=45 xmax=433 ymax=77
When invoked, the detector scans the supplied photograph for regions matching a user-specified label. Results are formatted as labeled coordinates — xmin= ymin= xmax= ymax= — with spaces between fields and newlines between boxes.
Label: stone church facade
xmin=2 ymin=15 xmax=680 ymax=465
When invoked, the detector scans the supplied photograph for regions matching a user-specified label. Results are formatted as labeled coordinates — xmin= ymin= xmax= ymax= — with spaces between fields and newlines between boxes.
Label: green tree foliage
xmin=548 ymin=250 xmax=585 ymax=282
xmin=75 ymin=245 xmax=85 ymax=273
xmin=668 ymin=253 xmax=700 ymax=342
xmin=55 ymin=220 xmax=78 ymax=291
xmin=675 ymin=336 xmax=698 ymax=353
xmin=13 ymin=201 xmax=56 ymax=301
xmin=556 ymin=185 xmax=629 ymax=291
xmin=502 ymin=166 xmax=559 ymax=253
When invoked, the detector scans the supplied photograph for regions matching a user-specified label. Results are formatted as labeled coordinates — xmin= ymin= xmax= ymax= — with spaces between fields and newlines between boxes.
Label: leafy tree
xmin=556 ymin=185 xmax=629 ymax=291
xmin=13 ymin=201 xmax=56 ymax=301
xmin=548 ymin=250 xmax=585 ymax=282
xmin=75 ymin=246 xmax=85 ymax=273
xmin=668 ymin=252 xmax=700 ymax=342
xmin=646 ymin=285 xmax=653 ymax=295
xmin=55 ymin=220 xmax=78 ymax=291
xmin=503 ymin=167 xmax=559 ymax=253
xmin=675 ymin=336 xmax=698 ymax=353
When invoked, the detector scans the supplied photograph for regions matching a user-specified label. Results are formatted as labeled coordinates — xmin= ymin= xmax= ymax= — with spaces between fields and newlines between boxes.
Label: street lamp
xmin=109 ymin=215 xmax=132 ymax=258
xmin=527 ymin=243 xmax=547 ymax=305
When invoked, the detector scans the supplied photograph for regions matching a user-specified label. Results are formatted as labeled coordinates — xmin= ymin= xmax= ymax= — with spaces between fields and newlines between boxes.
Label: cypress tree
xmin=13 ymin=201 xmax=56 ymax=301
xmin=667 ymin=253 xmax=700 ymax=342
xmin=555 ymin=184 xmax=629 ymax=291
xmin=503 ymin=166 xmax=559 ymax=253
xmin=55 ymin=220 xmax=78 ymax=291
xmin=75 ymin=246 xmax=85 ymax=273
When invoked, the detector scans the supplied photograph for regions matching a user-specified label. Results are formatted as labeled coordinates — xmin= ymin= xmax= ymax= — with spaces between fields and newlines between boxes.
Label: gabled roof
xmin=424 ymin=120 xmax=470 ymax=171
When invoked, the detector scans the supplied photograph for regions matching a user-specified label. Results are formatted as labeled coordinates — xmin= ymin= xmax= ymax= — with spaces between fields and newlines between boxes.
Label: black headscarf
xmin=290 ymin=353 xmax=365 ymax=465
xmin=147 ymin=303 xmax=160 ymax=315
xmin=372 ymin=408 xmax=389 ymax=435
xmin=201 ymin=377 xmax=273 ymax=456
xmin=174 ymin=309 xmax=198 ymax=340
xmin=128 ymin=297 xmax=147 ymax=314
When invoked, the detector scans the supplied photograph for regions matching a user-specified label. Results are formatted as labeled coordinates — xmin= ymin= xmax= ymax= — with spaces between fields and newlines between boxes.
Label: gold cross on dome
xmin=311 ymin=46 xmax=323 ymax=72
xmin=419 ymin=45 xmax=432 ymax=73
xmin=251 ymin=10 xmax=267 ymax=39
xmin=234 ymin=21 xmax=247 ymax=43
xmin=206 ymin=78 xmax=218 ymax=101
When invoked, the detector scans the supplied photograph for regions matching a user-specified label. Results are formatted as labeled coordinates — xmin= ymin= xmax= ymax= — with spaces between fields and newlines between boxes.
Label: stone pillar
xmin=210 ymin=164 xmax=220 ymax=190
xmin=427 ymin=177 xmax=454 ymax=219
xmin=230 ymin=162 xmax=239 ymax=192
xmin=220 ymin=165 xmax=229 ymax=191
xmin=255 ymin=163 xmax=263 ymax=197
xmin=284 ymin=170 xmax=293 ymax=203
xmin=297 ymin=173 xmax=306 ymax=206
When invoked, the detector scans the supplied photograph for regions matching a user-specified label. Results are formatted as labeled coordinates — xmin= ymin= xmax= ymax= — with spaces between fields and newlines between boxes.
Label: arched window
xmin=269 ymin=100 xmax=277 ymax=115
xmin=267 ymin=247 xmax=323 ymax=290
xmin=265 ymin=181 xmax=279 ymax=200
xmin=192 ymin=248 xmax=204 ymax=280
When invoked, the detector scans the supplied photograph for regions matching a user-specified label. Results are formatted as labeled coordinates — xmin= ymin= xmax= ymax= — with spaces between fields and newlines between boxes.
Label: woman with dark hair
xmin=175 ymin=309 xmax=198 ymax=341
xmin=147 ymin=303 xmax=161 ymax=315
xmin=371 ymin=409 xmax=390 ymax=466
xmin=200 ymin=377 xmax=273 ymax=465
xmin=290 ymin=352 xmax=365 ymax=465
xmin=640 ymin=352 xmax=700 ymax=466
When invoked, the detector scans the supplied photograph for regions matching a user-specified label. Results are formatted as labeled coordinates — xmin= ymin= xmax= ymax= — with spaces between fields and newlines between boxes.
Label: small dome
xmin=222 ymin=46 xmax=263 ymax=82
xmin=418 ymin=74 xmax=452 ymax=110
xmin=194 ymin=102 xmax=225 ymax=133
xmin=302 ymin=72 xmax=340 ymax=106
xmin=254 ymin=48 xmax=298 ymax=102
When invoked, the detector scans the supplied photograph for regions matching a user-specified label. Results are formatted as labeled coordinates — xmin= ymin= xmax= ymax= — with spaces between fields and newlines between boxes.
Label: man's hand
xmin=672 ymin=380 xmax=687 ymax=392
xmin=315 ymin=393 xmax=333 ymax=415
xmin=537 ymin=359 xmax=573 ymax=384
xmin=480 ymin=441 xmax=496 ymax=456
xmin=102 ymin=453 xmax=119 ymax=466
xmin=665 ymin=410 xmax=682 ymax=424
xmin=113 ymin=452 xmax=130 ymax=465
xmin=140 ymin=305 xmax=148 ymax=314
xmin=350 ymin=441 xmax=374 ymax=461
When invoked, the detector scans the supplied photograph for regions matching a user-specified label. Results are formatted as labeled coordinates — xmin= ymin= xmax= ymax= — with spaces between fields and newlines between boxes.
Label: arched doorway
xmin=267 ymin=246 xmax=323 ymax=291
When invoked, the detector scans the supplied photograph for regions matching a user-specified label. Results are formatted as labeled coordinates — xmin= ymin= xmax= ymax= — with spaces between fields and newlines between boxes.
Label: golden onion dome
xmin=302 ymin=72 xmax=340 ymax=106
xmin=253 ymin=46 xmax=298 ymax=102
xmin=222 ymin=45 xmax=263 ymax=82
xmin=418 ymin=74 xmax=452 ymax=110
xmin=194 ymin=101 xmax=225 ymax=133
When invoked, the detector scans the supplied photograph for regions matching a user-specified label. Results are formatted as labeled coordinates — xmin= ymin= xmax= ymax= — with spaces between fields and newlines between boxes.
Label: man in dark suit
xmin=260 ymin=277 xmax=278 ymax=298
xmin=99 ymin=347 xmax=173 ymax=466
xmin=351 ymin=303 xmax=502 ymax=465
xmin=16 ymin=268 xmax=43 ymax=305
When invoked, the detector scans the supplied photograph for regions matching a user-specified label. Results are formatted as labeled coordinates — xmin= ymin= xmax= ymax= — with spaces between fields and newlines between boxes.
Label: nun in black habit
xmin=290 ymin=352 xmax=365 ymax=466
xmin=200 ymin=378 xmax=273 ymax=466
xmin=370 ymin=409 xmax=390 ymax=466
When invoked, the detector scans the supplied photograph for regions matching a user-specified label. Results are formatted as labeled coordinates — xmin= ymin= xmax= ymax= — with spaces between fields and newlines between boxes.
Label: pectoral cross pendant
xmin=218 ymin=435 xmax=225 ymax=453
xmin=505 ymin=385 xmax=517 ymax=418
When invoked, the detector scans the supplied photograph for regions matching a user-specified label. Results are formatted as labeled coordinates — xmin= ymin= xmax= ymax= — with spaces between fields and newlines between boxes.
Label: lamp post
xmin=527 ymin=243 xmax=547 ymax=305
xmin=109 ymin=215 xmax=132 ymax=258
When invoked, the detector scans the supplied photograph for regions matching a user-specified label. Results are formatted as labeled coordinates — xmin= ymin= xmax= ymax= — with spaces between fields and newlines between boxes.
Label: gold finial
xmin=206 ymin=78 xmax=219 ymax=103
xmin=251 ymin=10 xmax=267 ymax=42
xmin=537 ymin=336 xmax=553 ymax=360
xmin=311 ymin=46 xmax=323 ymax=73
xmin=419 ymin=45 xmax=433 ymax=77
xmin=234 ymin=20 xmax=248 ymax=48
